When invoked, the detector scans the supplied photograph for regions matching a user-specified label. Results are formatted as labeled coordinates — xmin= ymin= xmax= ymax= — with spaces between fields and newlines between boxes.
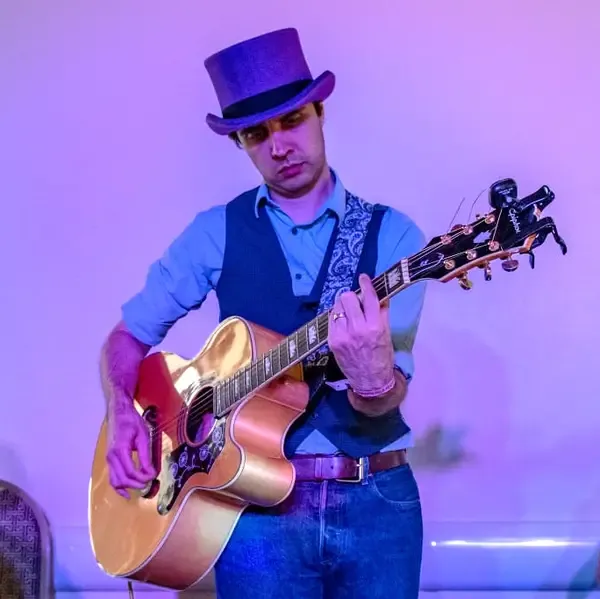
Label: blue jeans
xmin=213 ymin=463 xmax=423 ymax=598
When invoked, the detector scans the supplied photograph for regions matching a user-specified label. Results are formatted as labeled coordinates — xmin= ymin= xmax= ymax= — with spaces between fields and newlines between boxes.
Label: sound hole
xmin=185 ymin=386 xmax=216 ymax=445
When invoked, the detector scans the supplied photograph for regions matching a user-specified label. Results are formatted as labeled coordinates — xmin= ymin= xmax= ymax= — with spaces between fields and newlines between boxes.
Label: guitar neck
xmin=212 ymin=192 xmax=568 ymax=415
xmin=213 ymin=256 xmax=418 ymax=416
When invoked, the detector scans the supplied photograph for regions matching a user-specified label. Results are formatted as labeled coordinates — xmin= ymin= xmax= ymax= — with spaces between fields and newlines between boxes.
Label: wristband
xmin=350 ymin=375 xmax=396 ymax=398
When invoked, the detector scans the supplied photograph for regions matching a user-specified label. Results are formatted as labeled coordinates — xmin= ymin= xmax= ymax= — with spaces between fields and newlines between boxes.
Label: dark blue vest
xmin=215 ymin=188 xmax=411 ymax=458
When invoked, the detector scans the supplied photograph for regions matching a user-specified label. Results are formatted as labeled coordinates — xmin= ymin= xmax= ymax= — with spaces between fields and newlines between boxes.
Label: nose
xmin=270 ymin=131 xmax=290 ymax=159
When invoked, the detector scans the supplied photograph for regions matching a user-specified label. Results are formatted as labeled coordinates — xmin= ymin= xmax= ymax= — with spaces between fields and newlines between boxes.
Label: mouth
xmin=278 ymin=162 xmax=304 ymax=177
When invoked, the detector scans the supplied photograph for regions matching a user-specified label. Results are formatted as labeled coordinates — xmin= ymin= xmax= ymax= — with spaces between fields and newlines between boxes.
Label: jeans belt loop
xmin=315 ymin=456 xmax=323 ymax=480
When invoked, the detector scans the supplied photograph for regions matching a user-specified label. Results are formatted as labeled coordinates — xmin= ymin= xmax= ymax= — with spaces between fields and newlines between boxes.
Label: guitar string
xmin=147 ymin=215 xmax=496 ymax=445
xmin=147 ymin=214 xmax=497 ymax=444
xmin=150 ymin=257 xmax=429 ymax=451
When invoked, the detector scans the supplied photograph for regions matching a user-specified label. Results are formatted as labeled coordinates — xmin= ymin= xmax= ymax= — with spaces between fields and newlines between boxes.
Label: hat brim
xmin=206 ymin=70 xmax=335 ymax=136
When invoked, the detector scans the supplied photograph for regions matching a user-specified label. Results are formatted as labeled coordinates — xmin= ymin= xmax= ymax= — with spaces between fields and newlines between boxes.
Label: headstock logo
xmin=508 ymin=208 xmax=521 ymax=234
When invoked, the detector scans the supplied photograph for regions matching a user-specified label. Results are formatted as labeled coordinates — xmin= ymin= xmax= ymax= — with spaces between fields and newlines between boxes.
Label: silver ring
xmin=332 ymin=311 xmax=346 ymax=322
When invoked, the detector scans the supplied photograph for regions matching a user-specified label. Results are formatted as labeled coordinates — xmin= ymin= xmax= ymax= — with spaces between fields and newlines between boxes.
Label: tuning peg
xmin=527 ymin=250 xmax=535 ymax=269
xmin=483 ymin=263 xmax=492 ymax=281
xmin=458 ymin=273 xmax=473 ymax=290
xmin=501 ymin=257 xmax=519 ymax=272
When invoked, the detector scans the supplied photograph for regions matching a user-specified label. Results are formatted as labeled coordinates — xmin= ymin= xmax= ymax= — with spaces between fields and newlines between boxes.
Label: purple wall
xmin=1 ymin=0 xmax=598 ymax=594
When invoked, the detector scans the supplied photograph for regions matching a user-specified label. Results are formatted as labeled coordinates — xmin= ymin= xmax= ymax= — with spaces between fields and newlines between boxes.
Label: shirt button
xmin=295 ymin=273 xmax=302 ymax=280
xmin=291 ymin=227 xmax=298 ymax=235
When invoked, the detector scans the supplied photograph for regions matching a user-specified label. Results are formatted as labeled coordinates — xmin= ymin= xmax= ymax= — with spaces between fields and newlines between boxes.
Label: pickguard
xmin=156 ymin=418 xmax=226 ymax=514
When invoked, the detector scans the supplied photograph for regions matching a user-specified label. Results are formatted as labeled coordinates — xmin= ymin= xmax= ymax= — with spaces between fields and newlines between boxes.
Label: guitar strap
xmin=303 ymin=190 xmax=376 ymax=390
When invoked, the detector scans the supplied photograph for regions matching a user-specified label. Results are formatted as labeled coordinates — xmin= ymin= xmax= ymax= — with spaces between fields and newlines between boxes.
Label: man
xmin=100 ymin=28 xmax=427 ymax=598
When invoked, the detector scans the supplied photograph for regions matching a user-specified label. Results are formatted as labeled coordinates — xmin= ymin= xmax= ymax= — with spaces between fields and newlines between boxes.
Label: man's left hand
xmin=328 ymin=274 xmax=396 ymax=397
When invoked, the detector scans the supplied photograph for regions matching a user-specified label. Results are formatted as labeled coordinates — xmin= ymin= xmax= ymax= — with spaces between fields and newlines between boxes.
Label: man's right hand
xmin=106 ymin=402 xmax=157 ymax=498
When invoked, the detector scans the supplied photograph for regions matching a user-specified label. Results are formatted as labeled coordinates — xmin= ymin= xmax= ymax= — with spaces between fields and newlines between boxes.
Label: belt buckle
xmin=336 ymin=456 xmax=369 ymax=484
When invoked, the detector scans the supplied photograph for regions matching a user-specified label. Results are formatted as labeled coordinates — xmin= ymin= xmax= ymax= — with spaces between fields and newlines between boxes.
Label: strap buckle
xmin=336 ymin=456 xmax=369 ymax=484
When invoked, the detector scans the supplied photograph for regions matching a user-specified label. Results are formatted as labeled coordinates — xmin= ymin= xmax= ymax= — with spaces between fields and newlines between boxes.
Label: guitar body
xmin=88 ymin=316 xmax=309 ymax=590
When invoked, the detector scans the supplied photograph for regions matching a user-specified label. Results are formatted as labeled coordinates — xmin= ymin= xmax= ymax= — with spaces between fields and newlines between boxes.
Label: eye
xmin=281 ymin=112 xmax=304 ymax=128
xmin=240 ymin=127 xmax=267 ymax=144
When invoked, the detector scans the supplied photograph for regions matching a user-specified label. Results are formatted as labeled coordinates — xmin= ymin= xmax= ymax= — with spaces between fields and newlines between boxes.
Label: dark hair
xmin=227 ymin=101 xmax=324 ymax=147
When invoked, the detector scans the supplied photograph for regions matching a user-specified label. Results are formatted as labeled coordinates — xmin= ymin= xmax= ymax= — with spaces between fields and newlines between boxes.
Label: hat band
xmin=222 ymin=78 xmax=313 ymax=121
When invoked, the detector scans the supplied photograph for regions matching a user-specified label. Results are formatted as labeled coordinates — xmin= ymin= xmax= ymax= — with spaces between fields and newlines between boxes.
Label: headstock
xmin=409 ymin=178 xmax=567 ymax=289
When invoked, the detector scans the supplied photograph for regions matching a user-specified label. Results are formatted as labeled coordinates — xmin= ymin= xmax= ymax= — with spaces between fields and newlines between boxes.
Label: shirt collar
xmin=254 ymin=168 xmax=346 ymax=222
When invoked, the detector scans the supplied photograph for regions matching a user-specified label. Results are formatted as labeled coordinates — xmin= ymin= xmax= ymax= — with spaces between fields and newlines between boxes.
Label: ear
xmin=228 ymin=131 xmax=243 ymax=148
xmin=317 ymin=102 xmax=325 ymax=126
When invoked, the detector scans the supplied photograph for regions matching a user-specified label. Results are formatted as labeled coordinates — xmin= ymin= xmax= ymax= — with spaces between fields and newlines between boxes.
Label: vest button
xmin=295 ymin=273 xmax=302 ymax=280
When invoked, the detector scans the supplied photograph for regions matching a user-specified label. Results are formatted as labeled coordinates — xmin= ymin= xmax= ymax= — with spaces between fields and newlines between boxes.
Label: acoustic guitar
xmin=88 ymin=178 xmax=567 ymax=590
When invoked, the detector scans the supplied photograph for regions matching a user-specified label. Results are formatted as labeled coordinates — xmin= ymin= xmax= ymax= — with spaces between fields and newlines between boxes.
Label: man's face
xmin=236 ymin=103 xmax=327 ymax=198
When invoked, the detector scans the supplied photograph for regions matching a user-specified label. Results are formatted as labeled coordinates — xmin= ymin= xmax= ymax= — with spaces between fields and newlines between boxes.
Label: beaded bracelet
xmin=350 ymin=375 xmax=396 ymax=398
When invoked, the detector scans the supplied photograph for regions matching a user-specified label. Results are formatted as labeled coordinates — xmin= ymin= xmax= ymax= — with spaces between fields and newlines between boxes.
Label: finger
xmin=107 ymin=450 xmax=127 ymax=482
xmin=358 ymin=274 xmax=381 ymax=325
xmin=107 ymin=454 xmax=131 ymax=498
xmin=114 ymin=446 xmax=152 ymax=486
xmin=134 ymin=427 xmax=156 ymax=477
xmin=328 ymin=303 xmax=344 ymax=347
xmin=338 ymin=291 xmax=364 ymax=328
xmin=330 ymin=297 xmax=347 ymax=326
xmin=379 ymin=300 xmax=391 ymax=331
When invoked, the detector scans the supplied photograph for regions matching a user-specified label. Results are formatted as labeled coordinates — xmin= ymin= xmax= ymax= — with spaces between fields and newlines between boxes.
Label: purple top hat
xmin=204 ymin=28 xmax=335 ymax=135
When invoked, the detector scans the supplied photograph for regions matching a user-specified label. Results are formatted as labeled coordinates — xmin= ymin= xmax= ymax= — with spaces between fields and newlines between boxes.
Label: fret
xmin=296 ymin=325 xmax=305 ymax=356
xmin=317 ymin=313 xmax=328 ymax=339
xmin=384 ymin=265 xmax=404 ymax=294
xmin=222 ymin=379 xmax=228 ymax=408
xmin=318 ymin=315 xmax=325 ymax=344
xmin=223 ymin=379 xmax=231 ymax=409
xmin=279 ymin=341 xmax=289 ymax=369
xmin=233 ymin=373 xmax=240 ymax=400
xmin=256 ymin=357 xmax=266 ymax=386
xmin=234 ymin=375 xmax=239 ymax=398
xmin=264 ymin=352 xmax=272 ymax=378
xmin=400 ymin=258 xmax=411 ymax=284
xmin=244 ymin=367 xmax=251 ymax=392
xmin=306 ymin=318 xmax=319 ymax=348
xmin=378 ymin=273 xmax=389 ymax=299
xmin=288 ymin=332 xmax=298 ymax=362
xmin=222 ymin=382 xmax=228 ymax=411
xmin=250 ymin=362 xmax=258 ymax=389
xmin=273 ymin=345 xmax=281 ymax=375
xmin=238 ymin=370 xmax=247 ymax=398
xmin=214 ymin=383 xmax=222 ymax=413
xmin=230 ymin=378 xmax=236 ymax=404
xmin=297 ymin=325 xmax=309 ymax=356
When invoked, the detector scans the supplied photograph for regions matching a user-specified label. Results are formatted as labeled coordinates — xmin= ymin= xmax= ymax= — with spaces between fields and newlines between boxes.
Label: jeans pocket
xmin=369 ymin=464 xmax=421 ymax=508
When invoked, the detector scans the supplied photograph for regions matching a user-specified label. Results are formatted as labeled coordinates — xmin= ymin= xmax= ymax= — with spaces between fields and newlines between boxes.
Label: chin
xmin=279 ymin=170 xmax=319 ymax=194
xmin=281 ymin=178 xmax=309 ymax=193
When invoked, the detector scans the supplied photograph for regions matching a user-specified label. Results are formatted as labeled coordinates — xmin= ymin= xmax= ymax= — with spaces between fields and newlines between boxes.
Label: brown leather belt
xmin=291 ymin=449 xmax=408 ymax=483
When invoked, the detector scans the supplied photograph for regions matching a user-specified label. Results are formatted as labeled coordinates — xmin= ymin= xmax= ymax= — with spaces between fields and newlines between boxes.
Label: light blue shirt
xmin=122 ymin=169 xmax=427 ymax=454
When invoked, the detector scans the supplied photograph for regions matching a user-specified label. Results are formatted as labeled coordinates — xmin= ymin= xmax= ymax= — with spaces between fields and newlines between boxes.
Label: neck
xmin=269 ymin=163 xmax=334 ymax=224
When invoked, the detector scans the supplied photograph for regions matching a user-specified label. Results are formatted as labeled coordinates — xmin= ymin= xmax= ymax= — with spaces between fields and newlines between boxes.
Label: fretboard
xmin=213 ymin=257 xmax=413 ymax=416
